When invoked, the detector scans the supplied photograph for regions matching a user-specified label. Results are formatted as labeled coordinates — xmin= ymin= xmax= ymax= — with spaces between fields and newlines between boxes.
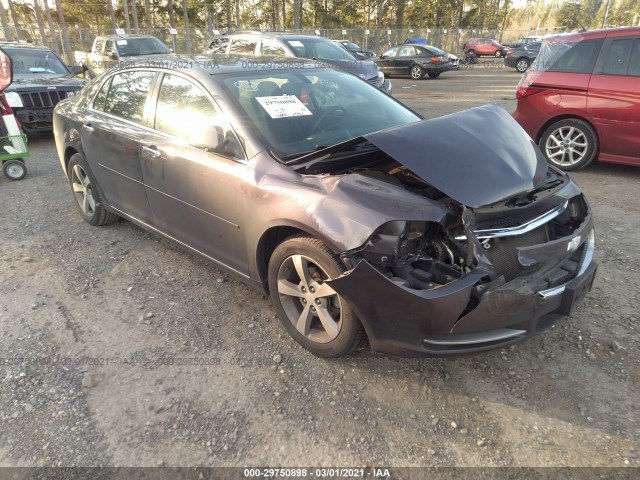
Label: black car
xmin=375 ymin=43 xmax=453 ymax=79
xmin=205 ymin=33 xmax=391 ymax=93
xmin=53 ymin=56 xmax=596 ymax=358
xmin=505 ymin=41 xmax=541 ymax=72
xmin=333 ymin=40 xmax=376 ymax=59
xmin=1 ymin=43 xmax=85 ymax=132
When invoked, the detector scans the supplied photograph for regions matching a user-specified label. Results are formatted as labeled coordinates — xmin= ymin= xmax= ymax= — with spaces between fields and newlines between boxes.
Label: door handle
xmin=142 ymin=145 xmax=161 ymax=159
xmin=82 ymin=124 xmax=94 ymax=133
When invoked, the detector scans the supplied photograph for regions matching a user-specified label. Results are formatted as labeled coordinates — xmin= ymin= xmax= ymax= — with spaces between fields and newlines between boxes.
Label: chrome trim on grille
xmin=538 ymin=229 xmax=595 ymax=299
xmin=455 ymin=201 xmax=568 ymax=241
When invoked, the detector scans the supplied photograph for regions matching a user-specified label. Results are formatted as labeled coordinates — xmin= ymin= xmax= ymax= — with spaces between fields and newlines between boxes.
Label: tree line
xmin=2 ymin=0 xmax=638 ymax=62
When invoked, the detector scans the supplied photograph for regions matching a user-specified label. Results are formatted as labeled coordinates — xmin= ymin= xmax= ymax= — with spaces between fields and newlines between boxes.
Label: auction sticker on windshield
xmin=256 ymin=95 xmax=312 ymax=119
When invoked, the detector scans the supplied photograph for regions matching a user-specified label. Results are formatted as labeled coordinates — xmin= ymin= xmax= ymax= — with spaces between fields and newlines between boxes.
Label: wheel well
xmin=535 ymin=115 xmax=598 ymax=144
xmin=63 ymin=146 xmax=79 ymax=174
xmin=256 ymin=226 xmax=305 ymax=293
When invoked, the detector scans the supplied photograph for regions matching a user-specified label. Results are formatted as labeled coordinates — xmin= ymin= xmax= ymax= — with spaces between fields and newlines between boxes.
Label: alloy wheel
xmin=544 ymin=126 xmax=589 ymax=167
xmin=70 ymin=164 xmax=96 ymax=216
xmin=276 ymin=254 xmax=342 ymax=344
xmin=516 ymin=58 xmax=529 ymax=72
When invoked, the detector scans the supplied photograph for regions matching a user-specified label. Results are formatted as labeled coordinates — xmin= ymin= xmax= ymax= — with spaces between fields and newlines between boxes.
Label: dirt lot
xmin=0 ymin=61 xmax=638 ymax=470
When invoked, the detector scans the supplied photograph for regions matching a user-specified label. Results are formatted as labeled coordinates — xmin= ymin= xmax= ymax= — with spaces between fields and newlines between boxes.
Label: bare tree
xmin=168 ymin=0 xmax=175 ymax=28
xmin=293 ymin=0 xmax=301 ymax=28
xmin=54 ymin=0 xmax=72 ymax=63
xmin=123 ymin=0 xmax=131 ymax=32
xmin=107 ymin=0 xmax=118 ymax=30
xmin=33 ymin=0 xmax=48 ymax=46
xmin=0 ymin=2 xmax=13 ymax=41
xmin=226 ymin=0 xmax=232 ymax=30
xmin=144 ymin=0 xmax=153 ymax=32
xmin=235 ymin=0 xmax=240 ymax=28
xmin=43 ymin=0 xmax=59 ymax=54
xmin=131 ymin=0 xmax=140 ymax=33
xmin=181 ymin=0 xmax=191 ymax=53
xmin=7 ymin=0 xmax=21 ymax=40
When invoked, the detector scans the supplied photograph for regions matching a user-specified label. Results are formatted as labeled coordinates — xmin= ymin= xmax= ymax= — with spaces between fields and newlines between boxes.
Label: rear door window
xmin=103 ymin=70 xmax=155 ymax=123
xmin=260 ymin=38 xmax=286 ymax=56
xmin=398 ymin=46 xmax=415 ymax=57
xmin=602 ymin=38 xmax=634 ymax=75
xmin=208 ymin=37 xmax=229 ymax=53
xmin=628 ymin=38 xmax=640 ymax=76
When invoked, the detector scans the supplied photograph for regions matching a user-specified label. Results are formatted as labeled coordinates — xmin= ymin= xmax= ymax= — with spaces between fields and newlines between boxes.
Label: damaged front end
xmin=291 ymin=105 xmax=598 ymax=356
xmin=327 ymin=182 xmax=596 ymax=356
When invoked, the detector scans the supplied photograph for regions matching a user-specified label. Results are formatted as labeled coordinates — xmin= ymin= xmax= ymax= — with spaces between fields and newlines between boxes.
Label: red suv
xmin=514 ymin=27 xmax=640 ymax=170
xmin=463 ymin=38 xmax=507 ymax=57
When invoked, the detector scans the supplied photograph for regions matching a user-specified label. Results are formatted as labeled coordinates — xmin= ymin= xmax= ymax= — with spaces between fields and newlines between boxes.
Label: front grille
xmin=485 ymin=225 xmax=549 ymax=281
xmin=19 ymin=90 xmax=72 ymax=108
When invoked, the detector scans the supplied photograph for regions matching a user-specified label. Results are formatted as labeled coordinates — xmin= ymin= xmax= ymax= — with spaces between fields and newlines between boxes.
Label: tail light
xmin=506 ymin=51 xmax=513 ymax=57
xmin=516 ymin=82 xmax=542 ymax=99
xmin=431 ymin=56 xmax=440 ymax=62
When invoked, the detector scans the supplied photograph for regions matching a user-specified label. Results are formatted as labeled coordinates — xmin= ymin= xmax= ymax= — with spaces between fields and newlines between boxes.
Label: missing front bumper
xmin=327 ymin=227 xmax=597 ymax=357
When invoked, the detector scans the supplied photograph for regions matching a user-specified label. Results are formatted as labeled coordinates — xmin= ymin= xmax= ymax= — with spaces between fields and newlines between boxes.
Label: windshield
xmin=284 ymin=38 xmax=357 ymax=61
xmin=115 ymin=37 xmax=171 ymax=56
xmin=219 ymin=68 xmax=420 ymax=158
xmin=7 ymin=49 xmax=69 ymax=75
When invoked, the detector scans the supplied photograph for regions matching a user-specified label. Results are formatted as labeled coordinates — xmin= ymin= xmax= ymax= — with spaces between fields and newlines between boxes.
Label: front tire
xmin=494 ymin=50 xmax=502 ymax=58
xmin=428 ymin=71 xmax=441 ymax=79
xmin=539 ymin=119 xmax=598 ymax=171
xmin=67 ymin=153 xmax=118 ymax=226
xmin=268 ymin=235 xmax=363 ymax=357
xmin=410 ymin=65 xmax=424 ymax=80
xmin=2 ymin=159 xmax=27 ymax=181
xmin=516 ymin=58 xmax=530 ymax=72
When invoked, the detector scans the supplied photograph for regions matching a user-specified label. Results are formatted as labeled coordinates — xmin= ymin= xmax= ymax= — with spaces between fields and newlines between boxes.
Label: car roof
xmin=0 ymin=42 xmax=52 ymax=51
xmin=215 ymin=32 xmax=334 ymax=42
xmin=544 ymin=26 xmax=640 ymax=42
xmin=96 ymin=33 xmax=164 ymax=39
xmin=102 ymin=54 xmax=327 ymax=78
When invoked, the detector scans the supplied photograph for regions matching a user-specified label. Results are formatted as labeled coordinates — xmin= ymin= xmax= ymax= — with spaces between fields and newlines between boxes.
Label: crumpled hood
xmin=363 ymin=104 xmax=548 ymax=208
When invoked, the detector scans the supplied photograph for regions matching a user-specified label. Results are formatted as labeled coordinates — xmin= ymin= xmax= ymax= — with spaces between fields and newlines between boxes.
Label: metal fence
xmin=2 ymin=24 xmax=566 ymax=61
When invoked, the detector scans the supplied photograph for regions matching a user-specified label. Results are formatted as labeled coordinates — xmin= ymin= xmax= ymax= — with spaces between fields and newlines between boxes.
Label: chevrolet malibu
xmin=53 ymin=56 xmax=597 ymax=357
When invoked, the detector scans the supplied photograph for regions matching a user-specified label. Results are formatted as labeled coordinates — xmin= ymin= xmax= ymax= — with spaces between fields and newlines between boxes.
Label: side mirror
xmin=110 ymin=52 xmax=118 ymax=60
xmin=208 ymin=136 xmax=244 ymax=159
xmin=0 ymin=46 xmax=13 ymax=92
xmin=69 ymin=65 xmax=84 ymax=76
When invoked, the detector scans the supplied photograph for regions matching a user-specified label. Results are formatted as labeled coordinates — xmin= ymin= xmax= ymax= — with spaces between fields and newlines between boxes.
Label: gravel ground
xmin=0 ymin=60 xmax=638 ymax=470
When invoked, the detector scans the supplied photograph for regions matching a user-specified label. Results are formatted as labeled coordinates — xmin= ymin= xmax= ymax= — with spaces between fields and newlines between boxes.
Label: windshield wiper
xmin=279 ymin=145 xmax=331 ymax=162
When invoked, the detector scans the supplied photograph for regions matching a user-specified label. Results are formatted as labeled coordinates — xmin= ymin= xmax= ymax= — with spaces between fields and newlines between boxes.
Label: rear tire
xmin=67 ymin=153 xmax=119 ymax=226
xmin=428 ymin=71 xmax=441 ymax=79
xmin=268 ymin=235 xmax=363 ymax=357
xmin=2 ymin=159 xmax=27 ymax=181
xmin=516 ymin=57 xmax=530 ymax=73
xmin=539 ymin=119 xmax=598 ymax=171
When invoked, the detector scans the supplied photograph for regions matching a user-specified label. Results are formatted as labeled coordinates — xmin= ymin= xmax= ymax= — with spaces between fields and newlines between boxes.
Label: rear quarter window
xmin=543 ymin=38 xmax=603 ymax=74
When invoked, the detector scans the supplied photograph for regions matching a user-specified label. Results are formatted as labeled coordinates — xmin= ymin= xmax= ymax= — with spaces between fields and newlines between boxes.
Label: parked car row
xmin=205 ymin=32 xmax=391 ymax=93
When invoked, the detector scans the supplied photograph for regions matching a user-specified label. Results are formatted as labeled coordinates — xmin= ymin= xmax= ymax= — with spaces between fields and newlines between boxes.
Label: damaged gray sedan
xmin=53 ymin=56 xmax=597 ymax=357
